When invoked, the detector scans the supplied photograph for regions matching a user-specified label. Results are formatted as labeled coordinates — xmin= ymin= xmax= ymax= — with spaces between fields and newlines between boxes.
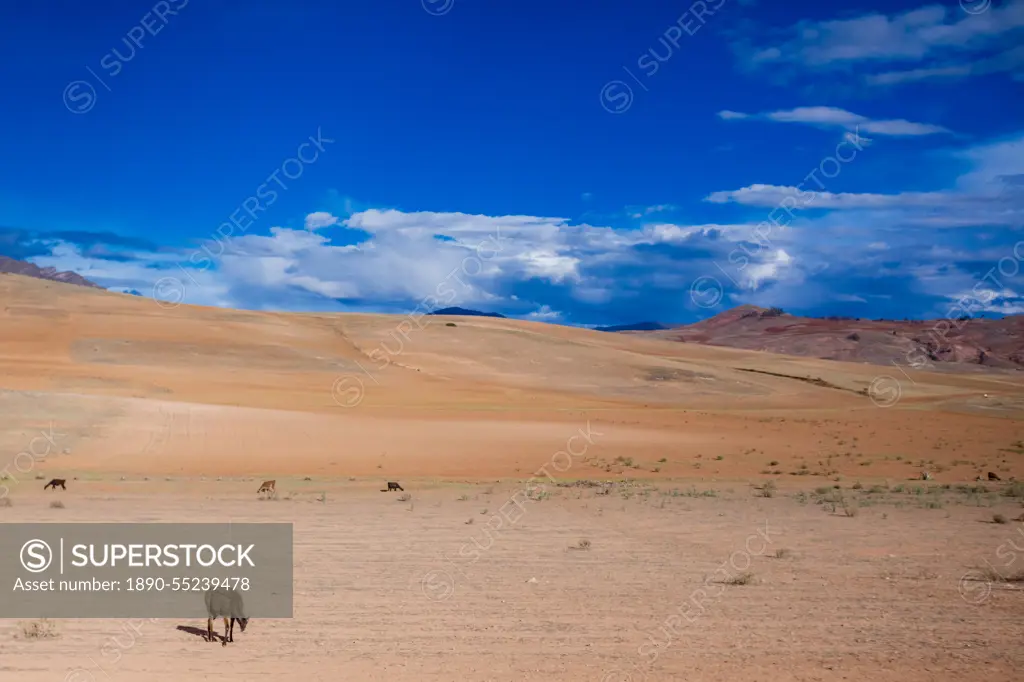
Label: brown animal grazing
xmin=204 ymin=587 xmax=248 ymax=645
xmin=257 ymin=480 xmax=275 ymax=494
xmin=988 ymin=472 xmax=1002 ymax=481
xmin=384 ymin=481 xmax=404 ymax=492
xmin=43 ymin=478 xmax=66 ymax=490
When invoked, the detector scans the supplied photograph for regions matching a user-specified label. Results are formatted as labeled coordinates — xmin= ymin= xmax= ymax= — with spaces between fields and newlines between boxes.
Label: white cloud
xmin=304 ymin=211 xmax=340 ymax=230
xmin=868 ymin=45 xmax=1024 ymax=84
xmin=736 ymin=0 xmax=1024 ymax=83
xmin=743 ymin=249 xmax=793 ymax=290
xmin=717 ymin=110 xmax=750 ymax=120
xmin=24 ymin=128 xmax=1024 ymax=324
xmin=628 ymin=204 xmax=679 ymax=219
xmin=704 ymin=131 xmax=1024 ymax=225
xmin=527 ymin=304 xmax=561 ymax=321
xmin=717 ymin=106 xmax=950 ymax=136
xmin=704 ymin=184 xmax=941 ymax=209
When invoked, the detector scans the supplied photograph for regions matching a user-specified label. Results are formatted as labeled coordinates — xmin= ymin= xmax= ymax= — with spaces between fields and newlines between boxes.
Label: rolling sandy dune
xmin=2 ymin=273 xmax=1023 ymax=482
xmin=2 ymin=273 xmax=1024 ymax=681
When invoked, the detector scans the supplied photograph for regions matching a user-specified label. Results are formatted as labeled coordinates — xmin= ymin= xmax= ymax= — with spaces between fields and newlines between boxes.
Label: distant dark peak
xmin=429 ymin=307 xmax=507 ymax=318
xmin=0 ymin=255 xmax=104 ymax=289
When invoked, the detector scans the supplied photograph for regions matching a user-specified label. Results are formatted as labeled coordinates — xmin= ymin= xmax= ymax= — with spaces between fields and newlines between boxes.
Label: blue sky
xmin=1 ymin=0 xmax=1022 ymax=325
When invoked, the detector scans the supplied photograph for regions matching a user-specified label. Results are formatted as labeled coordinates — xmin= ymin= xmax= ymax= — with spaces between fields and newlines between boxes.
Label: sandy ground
xmin=2 ymin=483 xmax=1024 ymax=681
xmin=2 ymin=274 xmax=1024 ymax=680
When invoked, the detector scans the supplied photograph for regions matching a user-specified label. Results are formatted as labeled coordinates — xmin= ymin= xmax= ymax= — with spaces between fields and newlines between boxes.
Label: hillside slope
xmin=632 ymin=305 xmax=1024 ymax=372
xmin=1 ymin=274 xmax=1022 ymax=480
xmin=0 ymin=255 xmax=103 ymax=289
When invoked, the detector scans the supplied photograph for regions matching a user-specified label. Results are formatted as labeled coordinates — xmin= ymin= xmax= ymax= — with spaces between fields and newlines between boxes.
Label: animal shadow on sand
xmin=177 ymin=625 xmax=225 ymax=642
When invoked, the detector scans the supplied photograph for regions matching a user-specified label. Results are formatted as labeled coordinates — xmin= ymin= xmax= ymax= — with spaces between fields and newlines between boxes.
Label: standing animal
xmin=204 ymin=587 xmax=248 ymax=645
xmin=385 ymin=481 xmax=404 ymax=492
xmin=988 ymin=472 xmax=1002 ymax=481
xmin=257 ymin=480 xmax=275 ymax=494
xmin=43 ymin=478 xmax=66 ymax=490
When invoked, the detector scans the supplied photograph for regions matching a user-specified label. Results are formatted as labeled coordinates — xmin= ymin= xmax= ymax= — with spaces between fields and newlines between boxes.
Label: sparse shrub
xmin=570 ymin=539 xmax=591 ymax=551
xmin=1003 ymin=481 xmax=1024 ymax=498
xmin=50 ymin=500 xmax=65 ymax=509
xmin=724 ymin=571 xmax=755 ymax=585
xmin=761 ymin=481 xmax=777 ymax=498
xmin=852 ymin=482 xmax=863 ymax=490
xmin=446 ymin=322 xmax=457 ymax=327
xmin=316 ymin=492 xmax=326 ymax=503
xmin=773 ymin=548 xmax=792 ymax=559
xmin=843 ymin=501 xmax=859 ymax=517
xmin=658 ymin=458 xmax=667 ymax=463
xmin=35 ymin=474 xmax=45 ymax=480
xmin=19 ymin=619 xmax=58 ymax=639
xmin=465 ymin=518 xmax=474 ymax=525
xmin=652 ymin=467 xmax=661 ymax=473
xmin=0 ymin=497 xmax=11 ymax=508
xmin=769 ymin=460 xmax=779 ymax=466
xmin=715 ymin=455 xmax=724 ymax=461
xmin=814 ymin=486 xmax=830 ymax=495
xmin=993 ymin=513 xmax=1008 ymax=524
xmin=397 ymin=493 xmax=411 ymax=502
xmin=457 ymin=494 xmax=469 ymax=501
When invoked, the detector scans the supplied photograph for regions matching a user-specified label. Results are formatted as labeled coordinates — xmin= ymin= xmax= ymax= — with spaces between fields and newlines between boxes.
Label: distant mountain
xmin=613 ymin=305 xmax=1024 ymax=372
xmin=430 ymin=307 xmax=507 ymax=318
xmin=594 ymin=321 xmax=669 ymax=332
xmin=0 ymin=255 xmax=103 ymax=289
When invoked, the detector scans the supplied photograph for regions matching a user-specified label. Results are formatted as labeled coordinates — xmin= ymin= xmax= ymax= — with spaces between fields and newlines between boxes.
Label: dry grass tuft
xmin=724 ymin=571 xmax=755 ymax=585
xmin=569 ymin=539 xmax=591 ymax=551
xmin=993 ymin=513 xmax=1008 ymax=524
xmin=50 ymin=500 xmax=65 ymax=509
xmin=397 ymin=493 xmax=411 ymax=502
xmin=19 ymin=619 xmax=58 ymax=639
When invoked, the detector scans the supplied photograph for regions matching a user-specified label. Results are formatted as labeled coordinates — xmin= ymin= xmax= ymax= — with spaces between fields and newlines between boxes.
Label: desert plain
xmin=1 ymin=273 xmax=1023 ymax=681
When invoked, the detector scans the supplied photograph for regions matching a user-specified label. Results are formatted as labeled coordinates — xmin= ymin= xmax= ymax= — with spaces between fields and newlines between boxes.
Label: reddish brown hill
xmin=629 ymin=306 xmax=1024 ymax=372
xmin=0 ymin=255 xmax=103 ymax=289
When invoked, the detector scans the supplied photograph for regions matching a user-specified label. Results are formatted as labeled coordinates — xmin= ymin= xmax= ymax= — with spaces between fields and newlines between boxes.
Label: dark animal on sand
xmin=988 ymin=472 xmax=1002 ymax=481
xmin=43 ymin=478 xmax=66 ymax=490
xmin=204 ymin=588 xmax=249 ymax=645
xmin=257 ymin=480 xmax=275 ymax=494
xmin=382 ymin=481 xmax=404 ymax=492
